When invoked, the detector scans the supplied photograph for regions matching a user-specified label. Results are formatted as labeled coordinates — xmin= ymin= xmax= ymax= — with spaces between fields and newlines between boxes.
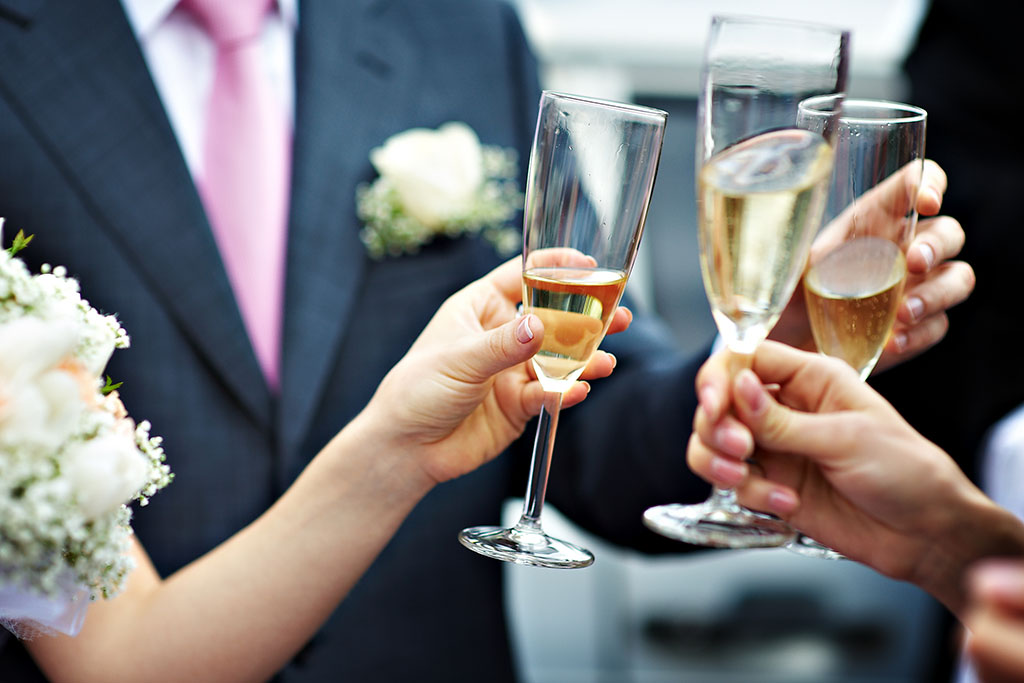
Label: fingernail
xmin=607 ymin=353 xmax=617 ymax=369
xmin=892 ymin=332 xmax=908 ymax=353
xmin=710 ymin=456 xmax=747 ymax=485
xmin=917 ymin=243 xmax=936 ymax=269
xmin=516 ymin=315 xmax=536 ymax=343
xmin=905 ymin=297 xmax=925 ymax=323
xmin=736 ymin=370 xmax=766 ymax=415
xmin=768 ymin=489 xmax=798 ymax=515
xmin=926 ymin=187 xmax=941 ymax=208
xmin=699 ymin=385 xmax=721 ymax=418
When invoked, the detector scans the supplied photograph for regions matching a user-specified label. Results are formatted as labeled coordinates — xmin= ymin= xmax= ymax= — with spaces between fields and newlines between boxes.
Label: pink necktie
xmin=185 ymin=0 xmax=291 ymax=391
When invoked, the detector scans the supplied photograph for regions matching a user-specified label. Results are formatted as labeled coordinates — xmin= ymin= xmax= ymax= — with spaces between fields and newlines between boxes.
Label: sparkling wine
xmin=698 ymin=128 xmax=834 ymax=352
xmin=523 ymin=267 xmax=627 ymax=392
xmin=804 ymin=236 xmax=907 ymax=378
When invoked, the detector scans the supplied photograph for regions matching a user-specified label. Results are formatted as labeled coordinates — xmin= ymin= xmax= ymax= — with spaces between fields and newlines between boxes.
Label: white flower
xmin=0 ymin=318 xmax=84 ymax=451
xmin=370 ymin=122 xmax=485 ymax=229
xmin=0 ymin=230 xmax=172 ymax=619
xmin=62 ymin=432 xmax=149 ymax=520
xmin=357 ymin=122 xmax=523 ymax=259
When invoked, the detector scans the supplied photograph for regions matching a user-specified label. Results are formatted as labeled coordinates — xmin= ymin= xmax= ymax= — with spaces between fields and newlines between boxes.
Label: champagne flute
xmin=459 ymin=91 xmax=667 ymax=568
xmin=787 ymin=96 xmax=927 ymax=559
xmin=643 ymin=15 xmax=849 ymax=548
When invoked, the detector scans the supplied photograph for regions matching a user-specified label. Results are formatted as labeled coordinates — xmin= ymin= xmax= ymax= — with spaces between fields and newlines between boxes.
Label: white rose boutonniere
xmin=357 ymin=122 xmax=523 ymax=259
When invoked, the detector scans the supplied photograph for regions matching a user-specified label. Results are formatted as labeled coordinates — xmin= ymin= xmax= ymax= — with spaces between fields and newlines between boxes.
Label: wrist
xmin=914 ymin=477 xmax=1024 ymax=617
xmin=326 ymin=405 xmax=438 ymax=503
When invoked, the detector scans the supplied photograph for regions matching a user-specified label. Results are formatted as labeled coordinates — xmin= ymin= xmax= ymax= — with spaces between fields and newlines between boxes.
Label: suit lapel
xmin=0 ymin=0 xmax=272 ymax=425
xmin=278 ymin=0 xmax=414 ymax=452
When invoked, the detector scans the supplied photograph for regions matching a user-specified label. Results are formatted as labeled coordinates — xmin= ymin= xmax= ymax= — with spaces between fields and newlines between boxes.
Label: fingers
xmin=579 ymin=350 xmax=616 ymax=380
xmin=965 ymin=562 xmax=1024 ymax=682
xmin=898 ymin=259 xmax=975 ymax=326
xmin=970 ymin=560 xmax=1024 ymax=612
xmin=886 ymin=259 xmax=973 ymax=360
xmin=906 ymin=215 xmax=966 ymax=275
xmin=889 ymin=312 xmax=949 ymax=358
xmin=606 ymin=306 xmax=633 ymax=336
xmin=485 ymin=256 xmax=527 ymax=303
xmin=686 ymin=430 xmax=749 ymax=488
xmin=455 ymin=313 xmax=543 ymax=383
xmin=561 ymin=381 xmax=591 ymax=408
xmin=967 ymin=608 xmax=1024 ymax=683
xmin=694 ymin=349 xmax=733 ymax=423
xmin=730 ymin=363 xmax=862 ymax=458
xmin=685 ymin=430 xmax=801 ymax=518
xmin=915 ymin=159 xmax=948 ymax=217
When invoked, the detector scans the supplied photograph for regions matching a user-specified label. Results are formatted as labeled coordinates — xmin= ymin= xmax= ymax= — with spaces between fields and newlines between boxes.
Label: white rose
xmin=0 ymin=318 xmax=84 ymax=449
xmin=62 ymin=431 xmax=149 ymax=519
xmin=369 ymin=121 xmax=484 ymax=229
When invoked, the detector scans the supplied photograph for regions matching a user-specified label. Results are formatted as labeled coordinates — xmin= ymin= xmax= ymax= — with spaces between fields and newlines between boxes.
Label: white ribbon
xmin=0 ymin=572 xmax=90 ymax=639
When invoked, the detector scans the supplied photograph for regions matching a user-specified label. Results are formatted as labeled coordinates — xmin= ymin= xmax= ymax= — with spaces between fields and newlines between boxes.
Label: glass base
xmin=643 ymin=502 xmax=795 ymax=548
xmin=458 ymin=524 xmax=594 ymax=569
xmin=786 ymin=533 xmax=846 ymax=560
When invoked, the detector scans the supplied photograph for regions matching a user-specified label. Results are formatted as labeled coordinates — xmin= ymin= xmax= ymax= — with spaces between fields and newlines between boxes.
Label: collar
xmin=119 ymin=0 xmax=299 ymax=38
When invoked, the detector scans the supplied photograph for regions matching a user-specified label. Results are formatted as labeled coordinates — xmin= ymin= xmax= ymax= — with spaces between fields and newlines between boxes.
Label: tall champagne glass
xmin=459 ymin=91 xmax=667 ymax=568
xmin=787 ymin=96 xmax=927 ymax=559
xmin=643 ymin=15 xmax=849 ymax=548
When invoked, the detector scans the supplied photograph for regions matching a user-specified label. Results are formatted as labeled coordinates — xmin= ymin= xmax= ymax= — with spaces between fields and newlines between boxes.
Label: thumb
xmin=732 ymin=368 xmax=836 ymax=458
xmin=453 ymin=314 xmax=543 ymax=383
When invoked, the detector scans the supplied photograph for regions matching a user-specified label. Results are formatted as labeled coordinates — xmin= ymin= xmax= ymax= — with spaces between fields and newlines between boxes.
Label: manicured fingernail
xmin=905 ymin=297 xmax=925 ymax=322
xmin=916 ymin=243 xmax=936 ymax=270
xmin=736 ymin=370 xmax=766 ymax=415
xmin=607 ymin=353 xmax=617 ymax=369
xmin=516 ymin=315 xmax=536 ymax=343
xmin=710 ymin=456 xmax=747 ymax=485
xmin=892 ymin=332 xmax=908 ymax=353
xmin=768 ymin=489 xmax=798 ymax=515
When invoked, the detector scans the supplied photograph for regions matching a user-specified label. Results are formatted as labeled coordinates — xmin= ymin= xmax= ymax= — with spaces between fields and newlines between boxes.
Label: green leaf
xmin=5 ymin=229 xmax=34 ymax=257
xmin=101 ymin=375 xmax=124 ymax=395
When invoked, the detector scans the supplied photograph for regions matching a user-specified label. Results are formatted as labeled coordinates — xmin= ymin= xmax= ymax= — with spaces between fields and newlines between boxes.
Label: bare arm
xmin=27 ymin=257 xmax=630 ymax=682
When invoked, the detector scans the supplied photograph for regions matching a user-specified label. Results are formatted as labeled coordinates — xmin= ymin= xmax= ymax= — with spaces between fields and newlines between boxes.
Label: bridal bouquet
xmin=0 ymin=223 xmax=172 ymax=638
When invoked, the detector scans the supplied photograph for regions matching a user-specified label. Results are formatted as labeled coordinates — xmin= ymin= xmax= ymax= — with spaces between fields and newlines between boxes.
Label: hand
xmin=362 ymin=256 xmax=630 ymax=484
xmin=769 ymin=160 xmax=975 ymax=372
xmin=965 ymin=559 xmax=1024 ymax=682
xmin=687 ymin=341 xmax=1024 ymax=614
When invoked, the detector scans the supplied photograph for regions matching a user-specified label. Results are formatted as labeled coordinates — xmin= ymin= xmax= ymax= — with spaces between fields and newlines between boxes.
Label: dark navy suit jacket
xmin=0 ymin=1 xmax=709 ymax=680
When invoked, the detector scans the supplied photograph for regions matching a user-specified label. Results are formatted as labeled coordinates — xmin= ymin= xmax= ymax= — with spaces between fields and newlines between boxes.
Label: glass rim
xmin=800 ymin=95 xmax=928 ymax=124
xmin=710 ymin=13 xmax=850 ymax=39
xmin=541 ymin=90 xmax=668 ymax=123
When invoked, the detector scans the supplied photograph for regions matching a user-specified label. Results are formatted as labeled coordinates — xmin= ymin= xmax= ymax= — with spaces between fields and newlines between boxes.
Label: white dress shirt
xmin=118 ymin=0 xmax=298 ymax=181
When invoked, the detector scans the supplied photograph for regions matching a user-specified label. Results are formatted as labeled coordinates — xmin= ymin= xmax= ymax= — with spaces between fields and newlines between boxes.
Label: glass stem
xmin=517 ymin=390 xmax=564 ymax=531
xmin=709 ymin=486 xmax=742 ymax=513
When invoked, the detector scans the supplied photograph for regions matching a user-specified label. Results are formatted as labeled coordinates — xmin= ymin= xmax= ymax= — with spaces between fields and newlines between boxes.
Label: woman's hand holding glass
xmin=685 ymin=340 xmax=1024 ymax=617
xmin=458 ymin=91 xmax=666 ymax=568
xmin=359 ymin=255 xmax=631 ymax=487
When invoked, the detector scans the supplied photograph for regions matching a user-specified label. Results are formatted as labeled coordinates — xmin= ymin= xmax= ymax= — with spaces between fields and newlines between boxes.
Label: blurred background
xmin=499 ymin=1 xmax=971 ymax=681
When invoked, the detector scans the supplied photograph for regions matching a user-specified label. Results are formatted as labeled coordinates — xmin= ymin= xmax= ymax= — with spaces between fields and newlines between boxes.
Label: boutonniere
xmin=357 ymin=122 xmax=523 ymax=259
